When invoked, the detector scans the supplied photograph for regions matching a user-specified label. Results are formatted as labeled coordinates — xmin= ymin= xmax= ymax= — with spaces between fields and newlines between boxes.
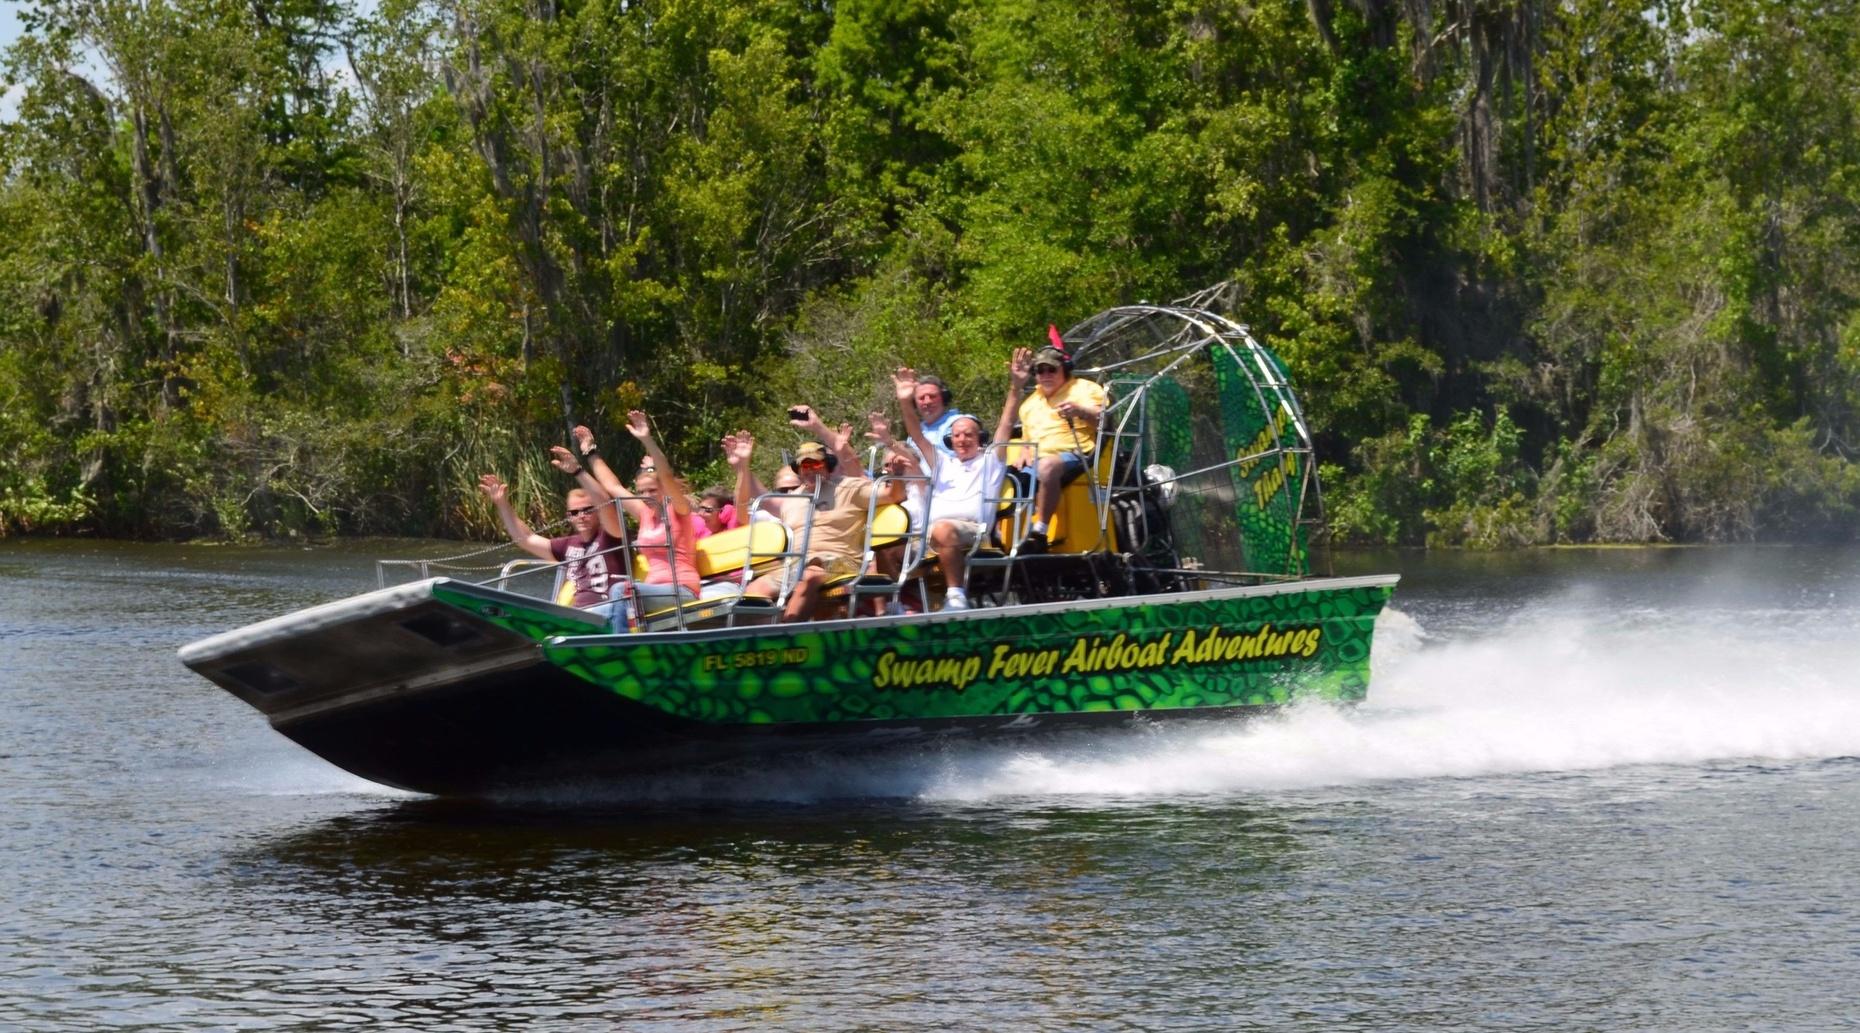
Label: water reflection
xmin=213 ymin=795 xmax=1305 ymax=1027
xmin=241 ymin=795 xmax=1306 ymax=906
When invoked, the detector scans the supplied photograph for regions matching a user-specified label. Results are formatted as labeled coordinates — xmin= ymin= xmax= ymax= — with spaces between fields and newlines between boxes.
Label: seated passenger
xmin=477 ymin=455 xmax=626 ymax=611
xmin=859 ymin=422 xmax=930 ymax=615
xmin=761 ymin=467 xmax=803 ymax=510
xmin=695 ymin=486 xmax=739 ymax=536
xmin=1016 ymin=326 xmax=1107 ymax=554
xmin=891 ymin=361 xmax=1024 ymax=610
xmin=724 ymin=409 xmax=902 ymax=622
xmin=908 ymin=373 xmax=973 ymax=459
xmin=863 ymin=410 xmax=928 ymax=527
xmin=569 ymin=412 xmax=703 ymax=617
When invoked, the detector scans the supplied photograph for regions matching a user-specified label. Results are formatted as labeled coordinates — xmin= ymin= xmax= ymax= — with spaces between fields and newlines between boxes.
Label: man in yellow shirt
xmin=1015 ymin=327 xmax=1108 ymax=553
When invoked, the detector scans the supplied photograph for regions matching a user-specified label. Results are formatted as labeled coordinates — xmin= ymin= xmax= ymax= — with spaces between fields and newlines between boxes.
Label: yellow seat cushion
xmin=631 ymin=520 xmax=790 ymax=583
xmin=994 ymin=453 xmax=1118 ymax=554
xmin=697 ymin=520 xmax=789 ymax=578
xmin=867 ymin=503 xmax=911 ymax=549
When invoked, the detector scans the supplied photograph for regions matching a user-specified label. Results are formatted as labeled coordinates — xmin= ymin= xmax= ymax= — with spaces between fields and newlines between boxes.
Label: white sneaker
xmin=942 ymin=590 xmax=969 ymax=611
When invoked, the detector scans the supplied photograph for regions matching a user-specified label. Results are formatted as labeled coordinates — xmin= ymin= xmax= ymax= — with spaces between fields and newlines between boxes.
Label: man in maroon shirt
xmin=478 ymin=449 xmax=628 ymax=609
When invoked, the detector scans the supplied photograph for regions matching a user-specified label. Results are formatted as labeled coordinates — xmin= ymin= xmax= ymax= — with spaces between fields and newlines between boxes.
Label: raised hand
xmin=572 ymin=424 xmax=597 ymax=455
xmin=548 ymin=445 xmax=582 ymax=473
xmin=884 ymin=440 xmax=921 ymax=474
xmin=865 ymin=410 xmax=893 ymax=443
xmin=722 ymin=430 xmax=754 ymax=468
xmin=1009 ymin=347 xmax=1033 ymax=388
xmin=477 ymin=473 xmax=508 ymax=503
xmin=891 ymin=366 xmax=917 ymax=403
xmin=624 ymin=410 xmax=652 ymax=440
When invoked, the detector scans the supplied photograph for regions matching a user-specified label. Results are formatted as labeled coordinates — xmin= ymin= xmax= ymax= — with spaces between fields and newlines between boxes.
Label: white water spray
xmin=252 ymin=592 xmax=1860 ymax=806
xmin=900 ymin=599 xmax=1860 ymax=802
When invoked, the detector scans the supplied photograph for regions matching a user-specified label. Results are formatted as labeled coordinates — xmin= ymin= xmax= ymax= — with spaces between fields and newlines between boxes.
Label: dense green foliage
xmin=3 ymin=0 xmax=1858 ymax=544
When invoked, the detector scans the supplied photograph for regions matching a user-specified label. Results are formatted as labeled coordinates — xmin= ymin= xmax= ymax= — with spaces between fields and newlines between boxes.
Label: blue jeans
xmin=593 ymin=581 xmax=697 ymax=629
xmin=1053 ymin=450 xmax=1089 ymax=480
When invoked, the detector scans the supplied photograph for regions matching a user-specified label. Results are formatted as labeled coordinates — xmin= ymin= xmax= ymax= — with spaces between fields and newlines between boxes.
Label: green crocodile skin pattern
xmin=431 ymin=584 xmax=606 ymax=640
xmin=538 ymin=581 xmax=1393 ymax=727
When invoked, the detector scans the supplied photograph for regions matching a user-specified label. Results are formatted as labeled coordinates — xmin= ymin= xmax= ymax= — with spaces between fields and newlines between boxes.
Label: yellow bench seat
xmin=629 ymin=520 xmax=792 ymax=627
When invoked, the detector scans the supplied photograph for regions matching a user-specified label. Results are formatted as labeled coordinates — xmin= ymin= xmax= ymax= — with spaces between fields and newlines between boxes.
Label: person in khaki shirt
xmin=723 ymin=407 xmax=903 ymax=622
xmin=1015 ymin=328 xmax=1108 ymax=553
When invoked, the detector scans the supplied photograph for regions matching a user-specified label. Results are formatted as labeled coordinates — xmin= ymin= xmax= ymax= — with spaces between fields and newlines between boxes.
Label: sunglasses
xmin=798 ymin=458 xmax=826 ymax=469
xmin=637 ymin=465 xmax=656 ymax=474
xmin=1033 ymin=364 xmax=1061 ymax=375
xmin=567 ymin=505 xmax=597 ymax=516
xmin=697 ymin=505 xmax=721 ymax=513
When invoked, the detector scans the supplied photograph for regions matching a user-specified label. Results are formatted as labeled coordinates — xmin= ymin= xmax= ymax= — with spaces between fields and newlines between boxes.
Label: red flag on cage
xmin=1046 ymin=323 xmax=1069 ymax=359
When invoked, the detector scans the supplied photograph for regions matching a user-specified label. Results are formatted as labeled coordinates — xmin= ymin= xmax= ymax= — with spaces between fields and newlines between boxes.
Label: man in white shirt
xmin=888 ymin=355 xmax=1029 ymax=610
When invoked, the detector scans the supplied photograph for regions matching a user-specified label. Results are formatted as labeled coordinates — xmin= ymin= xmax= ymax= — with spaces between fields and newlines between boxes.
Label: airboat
xmin=179 ymin=288 xmax=1399 ymax=796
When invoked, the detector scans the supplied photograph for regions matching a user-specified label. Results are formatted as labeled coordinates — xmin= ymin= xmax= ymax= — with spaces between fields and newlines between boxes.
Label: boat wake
xmin=477 ymin=599 xmax=1860 ymax=806
xmin=953 ymin=599 xmax=1860 ymax=798
xmin=237 ymin=598 xmax=1860 ymax=807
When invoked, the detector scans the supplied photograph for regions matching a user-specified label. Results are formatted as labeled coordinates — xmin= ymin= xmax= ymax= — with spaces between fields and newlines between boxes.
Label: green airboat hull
xmin=179 ymin=574 xmax=1397 ymax=796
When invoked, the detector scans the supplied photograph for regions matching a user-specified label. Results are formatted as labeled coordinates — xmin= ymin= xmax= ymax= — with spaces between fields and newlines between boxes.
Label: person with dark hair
xmin=477 ymin=450 xmax=627 ymax=612
xmin=695 ymin=485 xmax=738 ymax=536
xmin=724 ymin=408 xmax=904 ymax=622
xmin=910 ymin=373 xmax=972 ymax=458
xmin=891 ymin=361 xmax=1024 ymax=609
xmin=1016 ymin=326 xmax=1107 ymax=554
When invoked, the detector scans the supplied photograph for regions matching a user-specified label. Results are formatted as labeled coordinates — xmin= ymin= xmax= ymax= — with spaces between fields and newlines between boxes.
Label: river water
xmin=3 ymin=539 xmax=1859 ymax=1031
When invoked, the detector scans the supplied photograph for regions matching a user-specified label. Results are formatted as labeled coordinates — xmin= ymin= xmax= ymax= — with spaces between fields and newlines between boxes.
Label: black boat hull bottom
xmin=276 ymin=659 xmax=1289 ymax=797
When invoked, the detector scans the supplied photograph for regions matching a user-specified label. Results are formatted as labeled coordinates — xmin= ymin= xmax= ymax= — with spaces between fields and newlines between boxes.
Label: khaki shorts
xmin=935 ymin=518 xmax=986 ymax=549
xmin=805 ymin=551 xmax=862 ymax=581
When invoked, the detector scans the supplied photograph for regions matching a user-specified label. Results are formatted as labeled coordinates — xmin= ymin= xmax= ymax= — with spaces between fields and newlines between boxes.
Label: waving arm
xmin=478 ymin=474 xmax=554 ymax=561
xmin=549 ymin=446 xmax=626 ymax=539
xmin=626 ymin=410 xmax=690 ymax=517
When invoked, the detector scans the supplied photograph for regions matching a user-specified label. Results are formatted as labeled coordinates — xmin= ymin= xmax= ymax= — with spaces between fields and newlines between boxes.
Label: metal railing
xmin=964 ymin=439 xmax=1039 ymax=603
xmin=374 ymin=492 xmax=693 ymax=629
xmin=849 ymin=472 xmax=932 ymax=615
xmin=726 ymin=486 xmax=821 ymax=625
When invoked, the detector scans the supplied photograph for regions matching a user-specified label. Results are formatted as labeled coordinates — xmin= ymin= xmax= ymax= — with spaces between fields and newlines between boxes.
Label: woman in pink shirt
xmin=567 ymin=412 xmax=702 ymax=617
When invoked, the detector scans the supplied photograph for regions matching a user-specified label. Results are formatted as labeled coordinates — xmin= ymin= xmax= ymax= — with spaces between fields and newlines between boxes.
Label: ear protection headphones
xmin=787 ymin=452 xmax=838 ymax=474
xmin=1045 ymin=323 xmax=1075 ymax=376
xmin=942 ymin=414 xmax=985 ymax=452
xmin=918 ymin=375 xmax=953 ymax=408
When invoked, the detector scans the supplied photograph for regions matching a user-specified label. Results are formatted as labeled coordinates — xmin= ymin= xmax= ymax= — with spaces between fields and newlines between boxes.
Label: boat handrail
xmin=376 ymin=558 xmax=435 ymax=587
xmin=476 ymin=538 xmax=633 ymax=603
xmin=849 ymin=471 xmax=932 ymax=614
xmin=729 ymin=488 xmax=819 ymax=624
xmin=964 ymin=440 xmax=1039 ymax=601
xmin=611 ymin=492 xmax=692 ymax=632
xmin=377 ymin=537 xmax=536 ymax=588
xmin=373 ymin=490 xmax=678 ymax=617
xmin=495 ymin=558 xmax=557 ymax=593
xmin=1091 ymin=379 xmax=1139 ymax=545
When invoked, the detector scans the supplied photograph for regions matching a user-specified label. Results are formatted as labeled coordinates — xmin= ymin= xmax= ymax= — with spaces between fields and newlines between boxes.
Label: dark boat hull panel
xmin=182 ymin=576 xmax=1397 ymax=796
